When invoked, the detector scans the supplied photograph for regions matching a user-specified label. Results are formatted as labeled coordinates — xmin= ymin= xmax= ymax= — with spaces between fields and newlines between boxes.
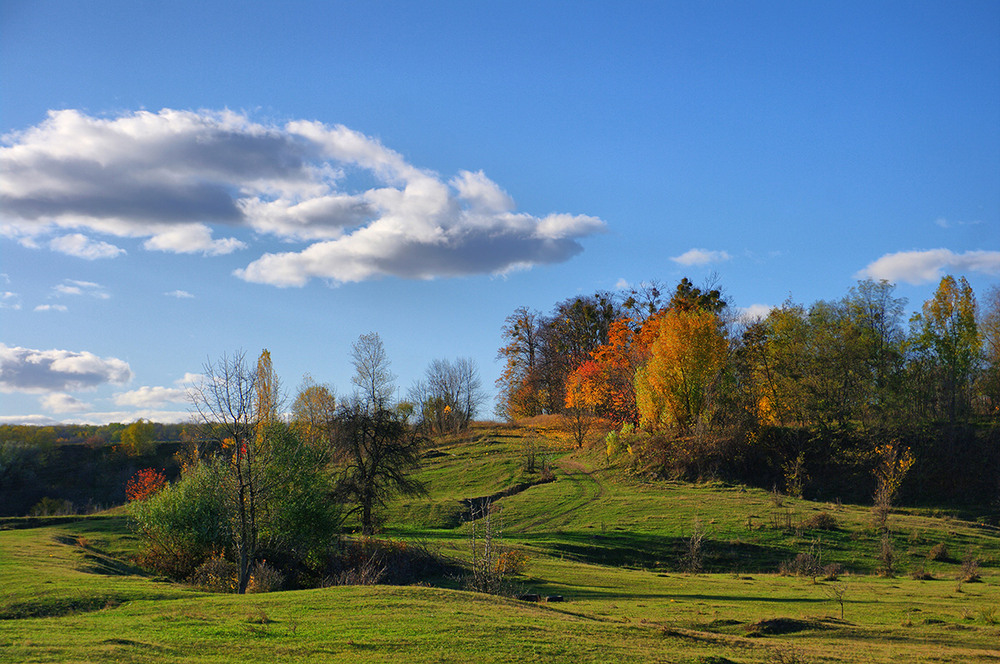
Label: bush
xmin=128 ymin=459 xmax=231 ymax=578
xmin=927 ymin=542 xmax=951 ymax=562
xmin=189 ymin=554 xmax=238 ymax=592
xmin=247 ymin=560 xmax=285 ymax=593
xmin=803 ymin=511 xmax=838 ymax=530
xmin=29 ymin=497 xmax=74 ymax=516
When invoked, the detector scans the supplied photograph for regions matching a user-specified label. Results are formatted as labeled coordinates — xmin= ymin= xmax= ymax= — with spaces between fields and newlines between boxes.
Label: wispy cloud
xmin=52 ymin=279 xmax=109 ymax=299
xmin=670 ymin=248 xmax=732 ymax=266
xmin=0 ymin=343 xmax=132 ymax=393
xmin=34 ymin=304 xmax=68 ymax=312
xmin=934 ymin=218 xmax=982 ymax=229
xmin=1 ymin=291 xmax=20 ymax=310
xmin=165 ymin=289 xmax=194 ymax=298
xmin=49 ymin=233 xmax=125 ymax=259
xmin=2 ymin=108 xmax=606 ymax=285
xmin=857 ymin=249 xmax=1000 ymax=285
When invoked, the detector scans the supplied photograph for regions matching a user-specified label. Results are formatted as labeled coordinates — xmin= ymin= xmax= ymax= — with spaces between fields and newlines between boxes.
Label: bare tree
xmin=410 ymin=357 xmax=486 ymax=436
xmin=351 ymin=332 xmax=396 ymax=411
xmin=189 ymin=349 xmax=284 ymax=594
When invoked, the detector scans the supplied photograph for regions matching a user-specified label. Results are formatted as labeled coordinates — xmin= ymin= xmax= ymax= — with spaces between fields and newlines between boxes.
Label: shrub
xmin=247 ymin=560 xmax=285 ymax=593
xmin=125 ymin=468 xmax=167 ymax=502
xmin=29 ymin=497 xmax=74 ymax=516
xmin=189 ymin=554 xmax=238 ymax=592
xmin=803 ymin=511 xmax=838 ymax=530
xmin=128 ymin=459 xmax=231 ymax=578
xmin=927 ymin=542 xmax=951 ymax=562
xmin=958 ymin=553 xmax=981 ymax=584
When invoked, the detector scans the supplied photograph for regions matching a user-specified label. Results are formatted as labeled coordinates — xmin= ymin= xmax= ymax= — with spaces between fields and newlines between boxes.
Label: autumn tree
xmin=291 ymin=374 xmax=338 ymax=454
xmin=634 ymin=309 xmax=728 ymax=433
xmin=909 ymin=275 xmax=980 ymax=423
xmin=563 ymin=360 xmax=603 ymax=447
xmin=978 ymin=286 xmax=1000 ymax=417
xmin=495 ymin=307 xmax=545 ymax=419
xmin=121 ymin=418 xmax=155 ymax=457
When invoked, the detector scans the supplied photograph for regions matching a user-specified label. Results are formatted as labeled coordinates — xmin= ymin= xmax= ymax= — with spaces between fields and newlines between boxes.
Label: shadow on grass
xmin=520 ymin=530 xmax=796 ymax=573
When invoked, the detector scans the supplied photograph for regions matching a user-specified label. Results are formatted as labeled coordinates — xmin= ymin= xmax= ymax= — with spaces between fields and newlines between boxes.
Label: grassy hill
xmin=2 ymin=422 xmax=999 ymax=663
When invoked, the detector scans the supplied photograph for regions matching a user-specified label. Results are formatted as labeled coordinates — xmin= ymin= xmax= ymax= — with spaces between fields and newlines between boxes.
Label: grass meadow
xmin=2 ymin=422 xmax=999 ymax=662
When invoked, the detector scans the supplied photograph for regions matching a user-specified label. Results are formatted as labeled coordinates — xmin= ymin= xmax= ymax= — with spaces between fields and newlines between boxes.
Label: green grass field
xmin=2 ymin=422 xmax=999 ymax=663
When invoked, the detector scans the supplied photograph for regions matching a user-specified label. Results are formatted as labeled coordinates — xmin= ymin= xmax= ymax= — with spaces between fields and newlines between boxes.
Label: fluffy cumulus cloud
xmin=113 ymin=385 xmax=190 ymax=408
xmin=1 ymin=108 xmax=606 ymax=284
xmin=41 ymin=392 xmax=91 ymax=413
xmin=670 ymin=248 xmax=732 ymax=266
xmin=857 ymin=249 xmax=1000 ymax=285
xmin=0 ymin=343 xmax=133 ymax=393
xmin=49 ymin=233 xmax=125 ymax=259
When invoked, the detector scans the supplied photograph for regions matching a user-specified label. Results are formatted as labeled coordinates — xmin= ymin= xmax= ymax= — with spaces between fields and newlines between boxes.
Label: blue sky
xmin=1 ymin=0 xmax=998 ymax=425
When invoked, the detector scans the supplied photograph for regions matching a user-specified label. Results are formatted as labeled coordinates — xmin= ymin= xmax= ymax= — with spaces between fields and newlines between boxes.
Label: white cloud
xmin=56 ymin=410 xmax=192 ymax=426
xmin=0 ymin=343 xmax=133 ymax=393
xmin=1 ymin=291 xmax=21 ymax=310
xmin=670 ymin=248 xmax=732 ymax=266
xmin=34 ymin=304 xmax=68 ymax=312
xmin=52 ymin=279 xmax=109 ymax=299
xmin=142 ymin=223 xmax=246 ymax=255
xmin=935 ymin=218 xmax=982 ymax=229
xmin=113 ymin=385 xmax=190 ymax=408
xmin=857 ymin=249 xmax=1000 ymax=285
xmin=165 ymin=289 xmax=194 ymax=298
xmin=615 ymin=278 xmax=630 ymax=290
xmin=0 ymin=414 xmax=61 ymax=425
xmin=175 ymin=372 xmax=203 ymax=385
xmin=49 ymin=233 xmax=125 ymax=259
xmin=2 ymin=108 xmax=606 ymax=284
xmin=41 ymin=392 xmax=91 ymax=413
xmin=740 ymin=303 xmax=774 ymax=321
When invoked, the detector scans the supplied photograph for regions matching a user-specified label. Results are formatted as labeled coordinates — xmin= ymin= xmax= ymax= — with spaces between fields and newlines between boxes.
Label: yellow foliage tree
xmin=634 ymin=309 xmax=727 ymax=433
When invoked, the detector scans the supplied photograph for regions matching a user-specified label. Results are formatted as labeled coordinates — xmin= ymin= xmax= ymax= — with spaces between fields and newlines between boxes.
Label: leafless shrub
xmin=822 ymin=563 xmax=842 ymax=581
xmin=247 ymin=560 xmax=285 ymax=593
xmin=957 ymin=552 xmax=981 ymax=585
xmin=189 ymin=554 xmax=239 ymax=593
xmin=683 ymin=519 xmax=705 ymax=573
xmin=466 ymin=499 xmax=529 ymax=596
xmin=877 ymin=532 xmax=896 ymax=578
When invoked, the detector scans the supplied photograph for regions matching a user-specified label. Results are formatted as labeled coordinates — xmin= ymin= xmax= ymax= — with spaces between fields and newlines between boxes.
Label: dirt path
xmin=510 ymin=455 xmax=606 ymax=533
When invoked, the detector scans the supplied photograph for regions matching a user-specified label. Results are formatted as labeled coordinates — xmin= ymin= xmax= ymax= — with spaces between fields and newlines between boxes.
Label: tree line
xmin=497 ymin=275 xmax=1000 ymax=504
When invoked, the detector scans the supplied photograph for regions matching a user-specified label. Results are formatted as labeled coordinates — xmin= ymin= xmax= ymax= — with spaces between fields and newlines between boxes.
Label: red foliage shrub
xmin=126 ymin=468 xmax=167 ymax=502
